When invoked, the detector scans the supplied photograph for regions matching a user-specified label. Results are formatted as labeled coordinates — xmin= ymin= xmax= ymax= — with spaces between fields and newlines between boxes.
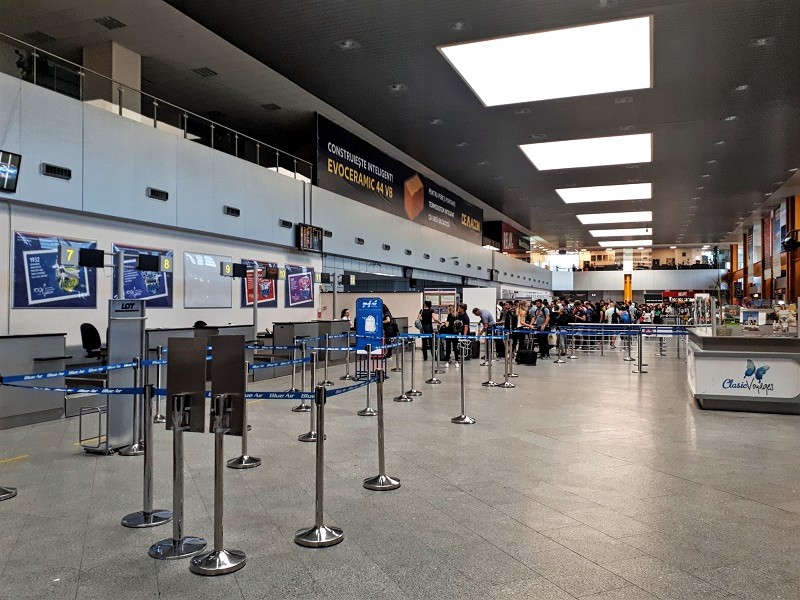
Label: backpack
xmin=620 ymin=311 xmax=631 ymax=324
xmin=584 ymin=307 xmax=595 ymax=323
xmin=611 ymin=310 xmax=621 ymax=324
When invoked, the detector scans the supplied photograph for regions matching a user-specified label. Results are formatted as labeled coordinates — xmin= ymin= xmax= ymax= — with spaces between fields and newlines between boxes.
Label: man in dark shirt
xmin=456 ymin=303 xmax=471 ymax=360
xmin=417 ymin=300 xmax=437 ymax=360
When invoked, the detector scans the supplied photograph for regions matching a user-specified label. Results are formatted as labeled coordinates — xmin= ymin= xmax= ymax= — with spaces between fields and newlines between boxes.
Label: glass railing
xmin=0 ymin=32 xmax=313 ymax=182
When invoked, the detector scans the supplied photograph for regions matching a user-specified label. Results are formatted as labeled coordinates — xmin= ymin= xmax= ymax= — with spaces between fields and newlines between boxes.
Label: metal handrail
xmin=0 ymin=31 xmax=313 ymax=178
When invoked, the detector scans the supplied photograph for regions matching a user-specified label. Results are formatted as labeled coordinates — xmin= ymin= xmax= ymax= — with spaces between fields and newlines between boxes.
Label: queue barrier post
xmin=508 ymin=331 xmax=519 ymax=376
xmin=190 ymin=394 xmax=246 ymax=576
xmin=482 ymin=336 xmax=498 ymax=387
xmin=452 ymin=339 xmax=475 ymax=425
xmin=340 ymin=331 xmax=354 ymax=381
xmin=149 ymin=394 xmax=207 ymax=560
xmin=394 ymin=339 xmax=412 ymax=402
xmin=287 ymin=337 xmax=301 ymax=392
xmin=299 ymin=353 xmax=323 ymax=441
xmin=227 ymin=361 xmax=262 ymax=469
xmin=291 ymin=341 xmax=311 ymax=412
xmin=364 ymin=369 xmax=401 ymax=491
xmin=568 ymin=328 xmax=578 ymax=360
xmin=391 ymin=338 xmax=402 ymax=372
xmin=623 ymin=326 xmax=635 ymax=362
xmin=553 ymin=329 xmax=566 ymax=364
xmin=0 ymin=486 xmax=16 ymax=501
xmin=321 ymin=334 xmax=334 ymax=387
xmin=154 ymin=345 xmax=166 ymax=423
xmin=497 ymin=332 xmax=515 ymax=389
xmin=656 ymin=334 xmax=666 ymax=357
xmin=294 ymin=385 xmax=344 ymax=548
xmin=632 ymin=328 xmax=648 ymax=374
xmin=406 ymin=336 xmax=422 ymax=396
xmin=425 ymin=333 xmax=441 ymax=384
xmin=357 ymin=344 xmax=378 ymax=416
xmin=435 ymin=331 xmax=446 ymax=374
xmin=119 ymin=358 xmax=145 ymax=456
xmin=122 ymin=383 xmax=173 ymax=528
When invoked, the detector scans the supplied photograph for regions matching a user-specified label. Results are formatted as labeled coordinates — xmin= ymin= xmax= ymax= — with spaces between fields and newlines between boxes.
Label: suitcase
xmin=516 ymin=349 xmax=537 ymax=366
xmin=470 ymin=338 xmax=480 ymax=359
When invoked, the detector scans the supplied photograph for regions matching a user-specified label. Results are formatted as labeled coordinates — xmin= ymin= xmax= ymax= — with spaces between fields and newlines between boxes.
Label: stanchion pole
xmin=425 ymin=333 xmax=441 ymax=384
xmin=149 ymin=394 xmax=207 ymax=560
xmin=287 ymin=337 xmax=301 ymax=392
xmin=482 ymin=336 xmax=498 ymax=387
xmin=568 ymin=328 xmax=578 ymax=360
xmin=294 ymin=386 xmax=344 ymax=548
xmin=435 ymin=330 xmax=446 ymax=374
xmin=299 ymin=354 xmax=322 ymax=441
xmin=452 ymin=340 xmax=475 ymax=424
xmin=292 ymin=341 xmax=311 ymax=412
xmin=122 ymin=384 xmax=173 ymax=528
xmin=623 ymin=325 xmax=635 ymax=362
xmin=554 ymin=329 xmax=566 ymax=364
xmin=340 ymin=331 xmax=354 ymax=381
xmin=364 ymin=369 xmax=400 ymax=490
xmin=394 ymin=339 xmax=412 ymax=401
xmin=0 ymin=486 xmax=16 ymax=501
xmin=632 ymin=328 xmax=648 ymax=374
xmin=657 ymin=333 xmax=666 ymax=357
xmin=406 ymin=336 xmax=422 ymax=396
xmin=497 ymin=333 xmax=515 ymax=388
xmin=600 ymin=326 xmax=605 ymax=356
xmin=227 ymin=361 xmax=262 ymax=469
xmin=120 ymin=358 xmax=144 ymax=456
xmin=357 ymin=344 xmax=378 ymax=416
xmin=154 ymin=345 xmax=166 ymax=423
xmin=676 ymin=330 xmax=681 ymax=359
xmin=391 ymin=337 xmax=402 ymax=372
xmin=508 ymin=331 xmax=519 ymax=376
xmin=190 ymin=394 xmax=246 ymax=575
xmin=321 ymin=334 xmax=334 ymax=386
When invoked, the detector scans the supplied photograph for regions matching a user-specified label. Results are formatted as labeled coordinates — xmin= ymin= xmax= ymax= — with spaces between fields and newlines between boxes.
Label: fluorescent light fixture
xmin=589 ymin=227 xmax=652 ymax=238
xmin=520 ymin=134 xmax=652 ymax=170
xmin=439 ymin=16 xmax=652 ymax=106
xmin=598 ymin=239 xmax=652 ymax=247
xmin=482 ymin=244 xmax=500 ymax=251
xmin=557 ymin=183 xmax=652 ymax=204
xmin=669 ymin=245 xmax=677 ymax=249
xmin=577 ymin=211 xmax=652 ymax=225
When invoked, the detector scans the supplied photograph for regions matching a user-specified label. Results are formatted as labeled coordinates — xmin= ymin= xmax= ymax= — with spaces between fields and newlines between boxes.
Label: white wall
xmin=550 ymin=269 xmax=726 ymax=293
xmin=319 ymin=292 xmax=422 ymax=326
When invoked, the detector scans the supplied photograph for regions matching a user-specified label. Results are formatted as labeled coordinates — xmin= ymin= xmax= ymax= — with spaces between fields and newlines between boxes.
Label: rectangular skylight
xmin=589 ymin=227 xmax=653 ymax=238
xmin=439 ymin=16 xmax=652 ymax=106
xmin=577 ymin=211 xmax=652 ymax=224
xmin=521 ymin=134 xmax=652 ymax=170
xmin=598 ymin=239 xmax=652 ymax=247
xmin=557 ymin=183 xmax=652 ymax=203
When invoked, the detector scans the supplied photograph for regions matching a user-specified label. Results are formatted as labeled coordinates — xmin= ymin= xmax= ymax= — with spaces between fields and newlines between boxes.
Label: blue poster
xmin=285 ymin=264 xmax=314 ymax=308
xmin=111 ymin=243 xmax=173 ymax=307
xmin=13 ymin=231 xmax=97 ymax=308
xmin=355 ymin=297 xmax=383 ymax=351
xmin=240 ymin=259 xmax=278 ymax=308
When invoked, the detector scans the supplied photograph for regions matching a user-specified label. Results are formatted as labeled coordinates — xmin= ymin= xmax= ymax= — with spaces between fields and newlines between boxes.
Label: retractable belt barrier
xmin=0 ymin=360 xmax=138 ymax=384
xmin=249 ymin=356 xmax=311 ymax=371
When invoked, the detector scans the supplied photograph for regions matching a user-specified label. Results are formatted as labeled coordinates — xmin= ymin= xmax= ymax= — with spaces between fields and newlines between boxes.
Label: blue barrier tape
xmin=306 ymin=346 xmax=352 ymax=352
xmin=249 ymin=356 xmax=311 ymax=371
xmin=0 ymin=382 xmax=140 ymax=395
xmin=0 ymin=361 xmax=137 ymax=384
xmin=245 ymin=344 xmax=300 ymax=351
xmin=401 ymin=333 xmax=432 ymax=338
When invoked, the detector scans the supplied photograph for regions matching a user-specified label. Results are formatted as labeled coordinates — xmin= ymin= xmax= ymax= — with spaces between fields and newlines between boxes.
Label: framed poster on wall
xmin=13 ymin=231 xmax=97 ymax=308
xmin=112 ymin=243 xmax=173 ymax=307
xmin=184 ymin=251 xmax=232 ymax=308
xmin=285 ymin=264 xmax=314 ymax=308
xmin=241 ymin=259 xmax=278 ymax=308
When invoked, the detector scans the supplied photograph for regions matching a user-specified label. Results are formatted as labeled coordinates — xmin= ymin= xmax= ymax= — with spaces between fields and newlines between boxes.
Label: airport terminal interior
xmin=1 ymin=1 xmax=800 ymax=598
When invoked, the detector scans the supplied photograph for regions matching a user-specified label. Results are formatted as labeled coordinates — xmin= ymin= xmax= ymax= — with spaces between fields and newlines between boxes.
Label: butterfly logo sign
xmin=744 ymin=359 xmax=770 ymax=381
xmin=723 ymin=359 xmax=774 ymax=394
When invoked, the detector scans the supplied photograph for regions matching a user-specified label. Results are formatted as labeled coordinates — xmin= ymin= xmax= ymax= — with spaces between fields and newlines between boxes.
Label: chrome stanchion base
xmin=286 ymin=387 xmax=301 ymax=392
xmin=480 ymin=360 xmax=490 ymax=366
xmin=190 ymin=548 xmax=246 ymax=576
xmin=291 ymin=403 xmax=311 ymax=413
xmin=357 ymin=406 xmax=378 ymax=417
xmin=496 ymin=382 xmax=516 ymax=389
xmin=0 ymin=486 xmax=17 ymax=501
xmin=226 ymin=455 xmax=262 ymax=469
xmin=568 ymin=355 xmax=578 ymax=360
xmin=451 ymin=414 xmax=476 ymax=425
xmin=622 ymin=356 xmax=636 ymax=362
xmin=393 ymin=393 xmax=413 ymax=402
xmin=294 ymin=524 xmax=344 ymax=548
xmin=632 ymin=368 xmax=648 ymax=374
xmin=553 ymin=358 xmax=566 ymax=364
xmin=298 ymin=431 xmax=325 ymax=442
xmin=149 ymin=536 xmax=207 ymax=560
xmin=482 ymin=380 xmax=498 ymax=387
xmin=391 ymin=367 xmax=402 ymax=372
xmin=339 ymin=374 xmax=354 ymax=381
xmin=363 ymin=474 xmax=400 ymax=491
xmin=153 ymin=415 xmax=166 ymax=424
xmin=122 ymin=509 xmax=172 ymax=528
xmin=119 ymin=442 xmax=145 ymax=457
xmin=406 ymin=389 xmax=422 ymax=397
xmin=425 ymin=377 xmax=441 ymax=384
xmin=321 ymin=380 xmax=334 ymax=387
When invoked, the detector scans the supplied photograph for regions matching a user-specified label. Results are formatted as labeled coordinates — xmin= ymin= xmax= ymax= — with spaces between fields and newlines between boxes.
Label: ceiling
xmin=3 ymin=0 xmax=800 ymax=249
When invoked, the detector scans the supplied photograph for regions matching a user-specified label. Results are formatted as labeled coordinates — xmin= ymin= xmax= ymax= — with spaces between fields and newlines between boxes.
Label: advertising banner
xmin=111 ymin=243 xmax=173 ymax=307
xmin=693 ymin=355 xmax=800 ymax=400
xmin=355 ymin=297 xmax=383 ymax=352
xmin=285 ymin=264 xmax=314 ymax=308
xmin=241 ymin=259 xmax=278 ymax=308
xmin=316 ymin=114 xmax=483 ymax=244
xmin=13 ymin=231 xmax=97 ymax=308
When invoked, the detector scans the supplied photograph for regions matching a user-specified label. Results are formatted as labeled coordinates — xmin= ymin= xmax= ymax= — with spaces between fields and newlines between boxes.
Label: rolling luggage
xmin=516 ymin=348 xmax=537 ymax=366
xmin=470 ymin=337 xmax=480 ymax=360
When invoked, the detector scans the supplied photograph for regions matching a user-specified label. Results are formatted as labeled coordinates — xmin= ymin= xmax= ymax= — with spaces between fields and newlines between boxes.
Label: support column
xmin=82 ymin=41 xmax=141 ymax=113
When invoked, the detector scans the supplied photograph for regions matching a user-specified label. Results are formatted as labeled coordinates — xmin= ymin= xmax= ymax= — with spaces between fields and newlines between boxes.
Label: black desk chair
xmin=80 ymin=323 xmax=107 ymax=362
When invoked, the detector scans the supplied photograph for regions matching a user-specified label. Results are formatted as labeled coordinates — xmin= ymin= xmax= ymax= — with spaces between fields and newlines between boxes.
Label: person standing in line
xmin=382 ymin=303 xmax=396 ymax=358
xmin=532 ymin=298 xmax=551 ymax=358
xmin=455 ymin=303 xmax=471 ymax=361
xmin=417 ymin=300 xmax=438 ymax=361
xmin=472 ymin=306 xmax=495 ymax=336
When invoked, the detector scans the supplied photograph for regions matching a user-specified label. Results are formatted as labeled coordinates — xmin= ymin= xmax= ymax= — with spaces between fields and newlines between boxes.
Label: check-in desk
xmin=271 ymin=321 xmax=320 ymax=378
xmin=0 ymin=333 xmax=69 ymax=429
xmin=316 ymin=320 xmax=351 ymax=363
xmin=688 ymin=329 xmax=800 ymax=414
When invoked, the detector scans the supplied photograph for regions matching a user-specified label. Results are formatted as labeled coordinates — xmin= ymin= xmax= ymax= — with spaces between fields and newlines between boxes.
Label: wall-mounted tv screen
xmin=296 ymin=223 xmax=323 ymax=253
xmin=0 ymin=151 xmax=21 ymax=193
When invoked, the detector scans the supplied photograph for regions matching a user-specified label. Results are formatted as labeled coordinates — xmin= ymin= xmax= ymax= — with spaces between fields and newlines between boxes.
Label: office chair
xmin=80 ymin=323 xmax=107 ymax=362
xmin=194 ymin=320 xmax=207 ymax=328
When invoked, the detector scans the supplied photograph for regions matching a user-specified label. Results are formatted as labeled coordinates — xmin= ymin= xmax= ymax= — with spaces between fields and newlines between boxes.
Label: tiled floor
xmin=2 ymin=340 xmax=800 ymax=599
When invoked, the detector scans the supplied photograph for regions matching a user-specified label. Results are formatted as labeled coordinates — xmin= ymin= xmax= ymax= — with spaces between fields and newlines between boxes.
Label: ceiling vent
xmin=614 ymin=96 xmax=634 ymax=104
xmin=40 ymin=163 xmax=71 ymax=181
xmin=24 ymin=31 xmax=55 ymax=44
xmin=93 ymin=16 xmax=127 ymax=30
xmin=191 ymin=67 xmax=218 ymax=77
xmin=146 ymin=187 xmax=169 ymax=201
xmin=593 ymin=0 xmax=618 ymax=8
xmin=261 ymin=103 xmax=281 ymax=111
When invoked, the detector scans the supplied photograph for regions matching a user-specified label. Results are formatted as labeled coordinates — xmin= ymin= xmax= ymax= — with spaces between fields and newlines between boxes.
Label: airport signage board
xmin=316 ymin=115 xmax=482 ymax=244
xmin=111 ymin=243 xmax=173 ymax=307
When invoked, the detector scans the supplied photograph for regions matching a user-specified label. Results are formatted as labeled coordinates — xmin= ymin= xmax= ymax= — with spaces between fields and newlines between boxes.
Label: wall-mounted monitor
xmin=403 ymin=267 xmax=413 ymax=279
xmin=0 ymin=151 xmax=21 ymax=193
xmin=296 ymin=223 xmax=324 ymax=253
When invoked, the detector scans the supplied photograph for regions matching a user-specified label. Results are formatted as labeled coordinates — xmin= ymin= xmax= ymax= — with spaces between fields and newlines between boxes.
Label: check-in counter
xmin=0 ymin=333 xmax=69 ymax=429
xmin=271 ymin=321 xmax=320 ymax=378
xmin=688 ymin=329 xmax=800 ymax=414
xmin=316 ymin=320 xmax=351 ymax=363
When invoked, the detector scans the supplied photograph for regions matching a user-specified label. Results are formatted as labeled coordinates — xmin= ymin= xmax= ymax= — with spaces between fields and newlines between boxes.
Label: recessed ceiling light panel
xmin=556 ymin=182 xmax=652 ymax=203
xmin=598 ymin=239 xmax=652 ymax=247
xmin=521 ymin=133 xmax=652 ymax=170
xmin=577 ymin=211 xmax=652 ymax=224
xmin=439 ymin=16 xmax=652 ymax=106
xmin=589 ymin=227 xmax=652 ymax=238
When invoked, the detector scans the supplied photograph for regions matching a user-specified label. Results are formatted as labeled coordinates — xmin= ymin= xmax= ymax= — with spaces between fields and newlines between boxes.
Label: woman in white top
xmin=605 ymin=303 xmax=618 ymax=348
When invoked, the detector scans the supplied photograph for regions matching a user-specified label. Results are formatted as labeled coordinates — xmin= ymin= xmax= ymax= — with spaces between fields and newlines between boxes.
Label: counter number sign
xmin=159 ymin=255 xmax=173 ymax=273
xmin=59 ymin=245 xmax=79 ymax=267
